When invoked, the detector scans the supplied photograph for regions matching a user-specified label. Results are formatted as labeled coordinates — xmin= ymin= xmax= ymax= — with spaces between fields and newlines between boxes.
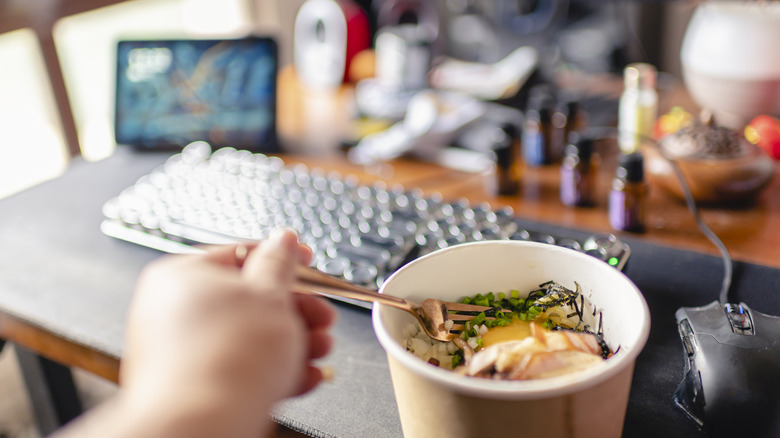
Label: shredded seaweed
xmin=457 ymin=281 xmax=586 ymax=330
xmin=454 ymin=282 xmax=612 ymax=356
xmin=593 ymin=333 xmax=611 ymax=359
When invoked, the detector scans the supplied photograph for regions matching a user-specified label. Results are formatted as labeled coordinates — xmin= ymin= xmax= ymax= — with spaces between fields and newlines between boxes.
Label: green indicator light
xmin=608 ymin=257 xmax=619 ymax=267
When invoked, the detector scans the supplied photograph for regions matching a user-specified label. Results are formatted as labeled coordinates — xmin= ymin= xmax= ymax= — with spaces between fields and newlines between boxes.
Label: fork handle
xmin=295 ymin=264 xmax=369 ymax=293
xmin=292 ymin=281 xmax=413 ymax=309
xmin=294 ymin=265 xmax=412 ymax=310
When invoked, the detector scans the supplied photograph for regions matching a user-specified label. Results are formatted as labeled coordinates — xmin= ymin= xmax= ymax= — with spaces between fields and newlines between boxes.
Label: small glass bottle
xmin=609 ymin=152 xmax=648 ymax=232
xmin=522 ymin=95 xmax=555 ymax=166
xmin=618 ymin=63 xmax=658 ymax=155
xmin=552 ymin=97 xmax=587 ymax=157
xmin=494 ymin=123 xmax=522 ymax=196
xmin=560 ymin=133 xmax=597 ymax=207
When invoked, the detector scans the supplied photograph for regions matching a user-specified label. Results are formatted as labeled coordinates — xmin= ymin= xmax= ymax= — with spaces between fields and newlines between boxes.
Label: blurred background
xmin=0 ymin=0 xmax=695 ymax=192
xmin=0 ymin=1 xmax=697 ymax=436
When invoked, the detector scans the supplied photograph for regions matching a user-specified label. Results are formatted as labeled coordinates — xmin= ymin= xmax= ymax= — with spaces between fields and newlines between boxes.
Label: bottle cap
xmin=527 ymin=85 xmax=556 ymax=111
xmin=538 ymin=106 xmax=552 ymax=123
xmin=528 ymin=84 xmax=555 ymax=104
xmin=616 ymin=152 xmax=644 ymax=182
xmin=493 ymin=124 xmax=518 ymax=168
xmin=563 ymin=100 xmax=580 ymax=118
xmin=500 ymin=122 xmax=520 ymax=139
xmin=624 ymin=63 xmax=657 ymax=90
xmin=564 ymin=133 xmax=594 ymax=162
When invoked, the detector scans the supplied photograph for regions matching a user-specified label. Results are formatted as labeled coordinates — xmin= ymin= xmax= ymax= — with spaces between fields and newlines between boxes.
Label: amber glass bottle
xmin=522 ymin=92 xmax=556 ymax=166
xmin=494 ymin=124 xmax=522 ymax=196
xmin=608 ymin=152 xmax=648 ymax=232
xmin=560 ymin=134 xmax=597 ymax=207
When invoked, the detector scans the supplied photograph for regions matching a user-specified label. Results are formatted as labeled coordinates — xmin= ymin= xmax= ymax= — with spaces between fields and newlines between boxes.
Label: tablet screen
xmin=115 ymin=37 xmax=278 ymax=151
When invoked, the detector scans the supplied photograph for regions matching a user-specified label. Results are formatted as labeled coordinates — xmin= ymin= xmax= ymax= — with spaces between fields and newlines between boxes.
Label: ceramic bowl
xmin=645 ymin=141 xmax=775 ymax=205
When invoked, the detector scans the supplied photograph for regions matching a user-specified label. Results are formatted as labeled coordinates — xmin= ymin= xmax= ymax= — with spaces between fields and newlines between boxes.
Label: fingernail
xmin=270 ymin=227 xmax=296 ymax=241
xmin=268 ymin=227 xmax=298 ymax=252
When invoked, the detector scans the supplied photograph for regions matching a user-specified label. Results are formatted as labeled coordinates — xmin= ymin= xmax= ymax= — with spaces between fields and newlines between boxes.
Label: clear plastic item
xmin=618 ymin=63 xmax=658 ymax=155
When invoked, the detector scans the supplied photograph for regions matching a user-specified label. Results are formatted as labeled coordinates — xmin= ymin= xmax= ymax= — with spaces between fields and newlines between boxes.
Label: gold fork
xmin=294 ymin=265 xmax=497 ymax=342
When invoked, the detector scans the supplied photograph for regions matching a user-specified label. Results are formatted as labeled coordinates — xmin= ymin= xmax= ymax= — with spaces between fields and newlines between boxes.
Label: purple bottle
xmin=609 ymin=152 xmax=648 ymax=232
xmin=560 ymin=134 xmax=596 ymax=207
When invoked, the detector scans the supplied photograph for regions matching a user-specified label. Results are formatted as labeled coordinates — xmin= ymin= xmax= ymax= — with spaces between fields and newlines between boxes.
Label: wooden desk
xmin=286 ymin=151 xmax=780 ymax=270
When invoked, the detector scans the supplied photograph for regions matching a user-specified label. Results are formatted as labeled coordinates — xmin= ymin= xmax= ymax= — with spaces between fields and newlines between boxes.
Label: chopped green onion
xmin=471 ymin=312 xmax=486 ymax=327
xmin=452 ymin=350 xmax=464 ymax=368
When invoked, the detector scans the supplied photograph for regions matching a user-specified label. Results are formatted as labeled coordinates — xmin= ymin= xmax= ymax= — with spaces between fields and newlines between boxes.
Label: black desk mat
xmin=275 ymin=231 xmax=780 ymax=438
xmin=1 ymin=148 xmax=778 ymax=437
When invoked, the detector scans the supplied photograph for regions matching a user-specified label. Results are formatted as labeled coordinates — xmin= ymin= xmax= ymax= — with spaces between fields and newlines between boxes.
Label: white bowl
xmin=372 ymin=240 xmax=650 ymax=438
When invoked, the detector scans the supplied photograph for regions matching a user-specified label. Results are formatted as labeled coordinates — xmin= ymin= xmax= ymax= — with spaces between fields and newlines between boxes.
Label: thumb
xmin=241 ymin=228 xmax=301 ymax=290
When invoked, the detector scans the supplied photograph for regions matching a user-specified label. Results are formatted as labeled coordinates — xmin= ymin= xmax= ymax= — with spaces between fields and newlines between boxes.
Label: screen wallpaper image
xmin=115 ymin=38 xmax=277 ymax=150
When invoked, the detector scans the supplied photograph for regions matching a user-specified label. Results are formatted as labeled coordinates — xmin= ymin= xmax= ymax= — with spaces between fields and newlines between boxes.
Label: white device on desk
xmin=349 ymin=89 xmax=530 ymax=173
xmin=349 ymin=90 xmax=488 ymax=166
xmin=428 ymin=46 xmax=539 ymax=101
xmin=293 ymin=0 xmax=370 ymax=89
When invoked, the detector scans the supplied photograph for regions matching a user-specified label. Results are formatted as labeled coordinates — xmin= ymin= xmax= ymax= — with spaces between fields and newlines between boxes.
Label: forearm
xmin=55 ymin=296 xmax=306 ymax=438
xmin=50 ymin=389 xmax=276 ymax=438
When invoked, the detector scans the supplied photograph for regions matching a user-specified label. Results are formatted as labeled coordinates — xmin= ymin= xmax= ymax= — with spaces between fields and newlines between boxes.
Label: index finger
xmin=241 ymin=229 xmax=301 ymax=288
xmin=294 ymin=294 xmax=338 ymax=330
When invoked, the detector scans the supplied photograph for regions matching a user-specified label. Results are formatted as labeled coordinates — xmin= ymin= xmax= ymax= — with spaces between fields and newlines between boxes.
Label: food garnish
xmin=404 ymin=281 xmax=612 ymax=380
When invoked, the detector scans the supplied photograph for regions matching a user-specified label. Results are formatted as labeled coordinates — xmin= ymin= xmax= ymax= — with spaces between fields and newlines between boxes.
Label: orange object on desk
xmin=745 ymin=115 xmax=780 ymax=160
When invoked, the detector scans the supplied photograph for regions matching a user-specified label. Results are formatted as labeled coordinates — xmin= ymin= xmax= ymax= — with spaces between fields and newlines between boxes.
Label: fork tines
xmin=444 ymin=303 xmax=507 ymax=322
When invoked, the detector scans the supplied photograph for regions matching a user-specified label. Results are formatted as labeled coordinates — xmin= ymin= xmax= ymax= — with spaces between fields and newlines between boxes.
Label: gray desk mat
xmin=1 ymin=147 xmax=779 ymax=437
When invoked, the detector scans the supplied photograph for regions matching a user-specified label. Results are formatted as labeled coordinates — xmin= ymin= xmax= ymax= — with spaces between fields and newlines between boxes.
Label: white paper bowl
xmin=372 ymin=240 xmax=650 ymax=438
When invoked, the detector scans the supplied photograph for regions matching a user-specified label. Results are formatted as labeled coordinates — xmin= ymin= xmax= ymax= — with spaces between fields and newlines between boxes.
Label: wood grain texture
xmin=0 ymin=312 xmax=120 ymax=384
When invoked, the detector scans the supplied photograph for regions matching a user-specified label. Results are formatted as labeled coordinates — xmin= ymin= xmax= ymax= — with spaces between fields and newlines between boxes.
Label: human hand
xmin=117 ymin=229 xmax=336 ymax=438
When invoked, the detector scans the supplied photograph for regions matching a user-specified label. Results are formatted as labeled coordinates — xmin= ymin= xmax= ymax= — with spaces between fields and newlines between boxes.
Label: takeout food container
xmin=372 ymin=240 xmax=650 ymax=438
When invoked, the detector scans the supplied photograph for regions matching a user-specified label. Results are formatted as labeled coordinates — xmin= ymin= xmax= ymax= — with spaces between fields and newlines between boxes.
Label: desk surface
xmin=2 ymin=146 xmax=780 ymax=437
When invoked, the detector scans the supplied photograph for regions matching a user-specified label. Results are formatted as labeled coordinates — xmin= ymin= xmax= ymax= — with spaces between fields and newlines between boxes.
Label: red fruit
xmin=746 ymin=115 xmax=780 ymax=160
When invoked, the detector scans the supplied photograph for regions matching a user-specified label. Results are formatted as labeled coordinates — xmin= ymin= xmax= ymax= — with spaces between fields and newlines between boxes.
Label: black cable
xmin=587 ymin=126 xmax=734 ymax=304
xmin=652 ymin=139 xmax=733 ymax=304
xmin=610 ymin=0 xmax=734 ymax=301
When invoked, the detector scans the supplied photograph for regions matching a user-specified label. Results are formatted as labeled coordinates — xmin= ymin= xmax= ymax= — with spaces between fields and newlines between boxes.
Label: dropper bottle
xmin=560 ymin=133 xmax=597 ymax=207
xmin=493 ymin=123 xmax=522 ymax=196
xmin=609 ymin=152 xmax=648 ymax=232
xmin=618 ymin=63 xmax=658 ymax=155
xmin=522 ymin=89 xmax=556 ymax=166
xmin=553 ymin=95 xmax=587 ymax=155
